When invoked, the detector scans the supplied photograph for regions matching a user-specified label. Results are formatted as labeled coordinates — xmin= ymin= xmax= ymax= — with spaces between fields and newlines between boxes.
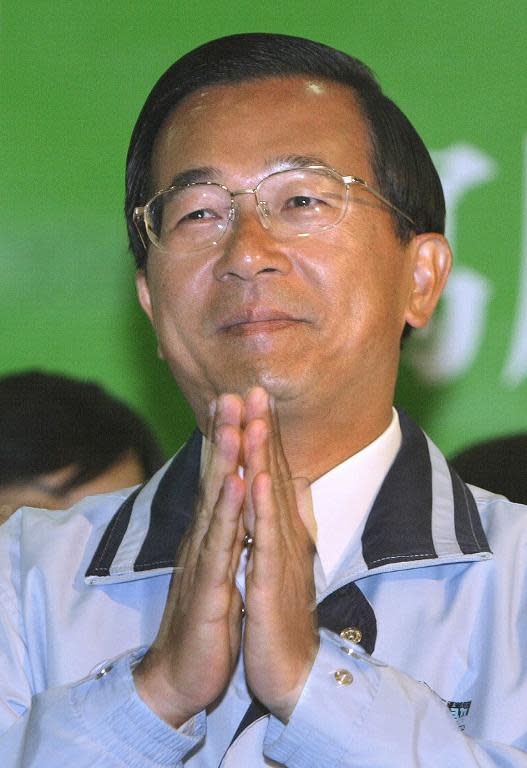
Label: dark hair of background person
xmin=451 ymin=435 xmax=527 ymax=505
xmin=125 ymin=32 xmax=446 ymax=270
xmin=0 ymin=370 xmax=165 ymax=493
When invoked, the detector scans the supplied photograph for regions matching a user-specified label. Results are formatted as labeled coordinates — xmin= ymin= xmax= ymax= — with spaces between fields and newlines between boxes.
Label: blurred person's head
xmin=0 ymin=371 xmax=165 ymax=520
xmin=451 ymin=435 xmax=527 ymax=505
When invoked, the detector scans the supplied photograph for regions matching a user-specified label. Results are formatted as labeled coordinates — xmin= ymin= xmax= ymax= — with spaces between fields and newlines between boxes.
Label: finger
xmin=244 ymin=390 xmax=301 ymax=540
xmin=267 ymin=395 xmax=287 ymax=472
xmin=256 ymin=394 xmax=299 ymax=541
xmin=268 ymin=395 xmax=297 ymax=512
xmin=249 ymin=470 xmax=285 ymax=589
xmin=293 ymin=477 xmax=316 ymax=541
xmin=243 ymin=417 xmax=269 ymax=473
xmin=190 ymin=395 xmax=243 ymax=556
xmin=244 ymin=388 xmax=289 ymax=483
xmin=242 ymin=417 xmax=269 ymax=535
xmin=200 ymin=422 xmax=241 ymax=513
xmin=201 ymin=394 xmax=244 ymax=494
xmin=184 ymin=425 xmax=241 ymax=574
xmin=196 ymin=472 xmax=245 ymax=588
xmin=231 ymin=512 xmax=246 ymax=573
xmin=229 ymin=515 xmax=245 ymax=660
xmin=243 ymin=386 xmax=270 ymax=424
xmin=228 ymin=588 xmax=243 ymax=668
xmin=183 ymin=473 xmax=243 ymax=622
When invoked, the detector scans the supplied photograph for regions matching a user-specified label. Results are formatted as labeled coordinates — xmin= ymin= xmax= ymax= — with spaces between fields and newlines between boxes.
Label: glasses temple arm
xmin=133 ymin=207 xmax=149 ymax=252
xmin=343 ymin=176 xmax=417 ymax=228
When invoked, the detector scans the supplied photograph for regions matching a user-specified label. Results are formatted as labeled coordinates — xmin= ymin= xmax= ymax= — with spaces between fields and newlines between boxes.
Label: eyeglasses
xmin=133 ymin=165 xmax=416 ymax=254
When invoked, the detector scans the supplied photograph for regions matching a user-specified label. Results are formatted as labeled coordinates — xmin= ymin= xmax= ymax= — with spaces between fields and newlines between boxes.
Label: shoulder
xmin=13 ymin=485 xmax=135 ymax=536
xmin=469 ymin=483 xmax=527 ymax=558
xmin=0 ymin=487 xmax=138 ymax=587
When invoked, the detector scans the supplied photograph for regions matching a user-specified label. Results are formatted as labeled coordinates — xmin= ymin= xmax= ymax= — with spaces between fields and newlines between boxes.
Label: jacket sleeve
xmin=0 ymin=638 xmax=205 ymax=768
xmin=0 ymin=516 xmax=204 ymax=768
xmin=263 ymin=629 xmax=527 ymax=768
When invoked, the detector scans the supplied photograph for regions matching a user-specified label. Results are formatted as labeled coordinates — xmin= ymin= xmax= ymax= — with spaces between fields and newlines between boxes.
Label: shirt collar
xmin=85 ymin=409 xmax=491 ymax=584
xmin=311 ymin=408 xmax=401 ymax=584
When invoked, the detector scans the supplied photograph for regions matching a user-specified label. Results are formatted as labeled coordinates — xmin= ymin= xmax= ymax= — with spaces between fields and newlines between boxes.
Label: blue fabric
xmin=0 ymin=419 xmax=526 ymax=766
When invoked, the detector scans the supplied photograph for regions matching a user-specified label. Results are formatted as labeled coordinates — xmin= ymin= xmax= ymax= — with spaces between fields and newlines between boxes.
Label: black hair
xmin=0 ymin=370 xmax=165 ymax=492
xmin=125 ymin=32 xmax=445 ymax=269
xmin=451 ymin=435 xmax=527 ymax=505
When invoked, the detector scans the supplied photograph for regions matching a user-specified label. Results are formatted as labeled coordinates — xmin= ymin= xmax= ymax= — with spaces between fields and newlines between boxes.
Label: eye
xmin=183 ymin=208 xmax=218 ymax=221
xmin=162 ymin=203 xmax=225 ymax=234
xmin=285 ymin=195 xmax=324 ymax=209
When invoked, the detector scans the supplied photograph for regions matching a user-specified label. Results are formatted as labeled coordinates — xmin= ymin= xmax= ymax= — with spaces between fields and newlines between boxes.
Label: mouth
xmin=219 ymin=308 xmax=303 ymax=336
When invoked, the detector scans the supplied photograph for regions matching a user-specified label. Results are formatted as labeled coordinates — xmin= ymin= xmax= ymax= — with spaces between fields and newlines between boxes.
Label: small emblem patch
xmin=447 ymin=700 xmax=472 ymax=730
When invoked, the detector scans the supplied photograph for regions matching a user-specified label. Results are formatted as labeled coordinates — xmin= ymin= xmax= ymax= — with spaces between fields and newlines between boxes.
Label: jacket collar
xmin=85 ymin=409 xmax=491 ymax=585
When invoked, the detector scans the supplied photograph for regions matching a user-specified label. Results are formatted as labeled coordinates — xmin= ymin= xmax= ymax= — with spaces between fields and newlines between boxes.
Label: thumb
xmin=292 ymin=477 xmax=316 ymax=542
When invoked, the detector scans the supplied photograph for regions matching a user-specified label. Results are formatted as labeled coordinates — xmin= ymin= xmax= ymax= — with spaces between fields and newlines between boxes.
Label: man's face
xmin=137 ymin=76 xmax=433 ymax=428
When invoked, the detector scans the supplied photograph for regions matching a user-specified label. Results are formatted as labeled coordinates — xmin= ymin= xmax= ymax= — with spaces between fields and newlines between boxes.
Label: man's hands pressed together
xmin=134 ymin=387 xmax=319 ymax=729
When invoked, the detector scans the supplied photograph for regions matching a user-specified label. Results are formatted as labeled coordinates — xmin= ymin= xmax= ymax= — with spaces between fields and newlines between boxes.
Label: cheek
xmin=147 ymin=260 xmax=207 ymax=337
xmin=303 ymin=229 xmax=408 ymax=345
xmin=299 ymin=232 xmax=373 ymax=314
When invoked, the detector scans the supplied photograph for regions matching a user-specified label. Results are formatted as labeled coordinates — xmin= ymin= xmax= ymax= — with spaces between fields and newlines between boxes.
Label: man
xmin=0 ymin=370 xmax=164 ymax=521
xmin=0 ymin=33 xmax=526 ymax=766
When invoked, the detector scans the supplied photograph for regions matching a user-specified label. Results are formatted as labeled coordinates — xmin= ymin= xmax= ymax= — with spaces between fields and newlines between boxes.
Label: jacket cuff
xmin=263 ymin=629 xmax=381 ymax=767
xmin=70 ymin=648 xmax=205 ymax=767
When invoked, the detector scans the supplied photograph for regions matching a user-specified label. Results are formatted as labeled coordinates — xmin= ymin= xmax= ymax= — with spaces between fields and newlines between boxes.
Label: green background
xmin=2 ymin=1 xmax=526 ymax=458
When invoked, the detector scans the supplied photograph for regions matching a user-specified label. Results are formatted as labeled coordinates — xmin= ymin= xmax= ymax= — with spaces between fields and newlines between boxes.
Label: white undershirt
xmin=310 ymin=407 xmax=401 ymax=587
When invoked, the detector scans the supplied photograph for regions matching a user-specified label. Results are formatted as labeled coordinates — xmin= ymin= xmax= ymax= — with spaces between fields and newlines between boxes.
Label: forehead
xmin=150 ymin=75 xmax=373 ymax=190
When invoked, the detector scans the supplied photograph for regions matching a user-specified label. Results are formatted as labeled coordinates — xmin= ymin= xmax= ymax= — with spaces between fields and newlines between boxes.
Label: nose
xmin=212 ymin=199 xmax=292 ymax=282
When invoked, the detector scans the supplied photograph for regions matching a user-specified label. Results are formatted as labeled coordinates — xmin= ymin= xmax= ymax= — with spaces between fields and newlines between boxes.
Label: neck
xmin=190 ymin=372 xmax=397 ymax=481
xmin=273 ymin=394 xmax=395 ymax=482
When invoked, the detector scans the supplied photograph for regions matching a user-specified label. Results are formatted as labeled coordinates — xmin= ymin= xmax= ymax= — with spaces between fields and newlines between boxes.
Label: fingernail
xmin=209 ymin=398 xmax=217 ymax=418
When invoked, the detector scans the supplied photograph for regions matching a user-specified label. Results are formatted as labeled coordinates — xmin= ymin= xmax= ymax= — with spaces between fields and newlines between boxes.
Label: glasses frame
xmin=133 ymin=165 xmax=417 ymax=254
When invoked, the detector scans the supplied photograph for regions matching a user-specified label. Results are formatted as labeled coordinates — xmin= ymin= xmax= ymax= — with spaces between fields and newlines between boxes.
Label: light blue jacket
xmin=0 ymin=411 xmax=526 ymax=766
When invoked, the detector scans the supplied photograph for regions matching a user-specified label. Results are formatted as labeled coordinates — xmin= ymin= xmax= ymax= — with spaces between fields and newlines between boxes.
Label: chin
xmin=218 ymin=367 xmax=303 ymax=400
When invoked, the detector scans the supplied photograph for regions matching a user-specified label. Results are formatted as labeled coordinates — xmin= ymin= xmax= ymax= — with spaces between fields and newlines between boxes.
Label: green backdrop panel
xmin=2 ymin=1 xmax=526 ymax=457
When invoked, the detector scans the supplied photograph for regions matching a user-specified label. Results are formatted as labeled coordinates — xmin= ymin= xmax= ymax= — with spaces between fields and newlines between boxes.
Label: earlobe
xmin=135 ymin=270 xmax=166 ymax=360
xmin=405 ymin=235 xmax=452 ymax=329
xmin=135 ymin=269 xmax=155 ymax=324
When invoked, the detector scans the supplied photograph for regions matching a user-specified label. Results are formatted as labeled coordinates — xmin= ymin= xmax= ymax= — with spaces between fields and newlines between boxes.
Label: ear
xmin=135 ymin=269 xmax=165 ymax=360
xmin=135 ymin=269 xmax=154 ymax=324
xmin=404 ymin=234 xmax=452 ymax=329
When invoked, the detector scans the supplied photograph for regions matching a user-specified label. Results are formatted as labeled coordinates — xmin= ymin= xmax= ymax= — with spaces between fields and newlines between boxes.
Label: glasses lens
xmin=147 ymin=184 xmax=232 ymax=252
xmin=259 ymin=168 xmax=347 ymax=236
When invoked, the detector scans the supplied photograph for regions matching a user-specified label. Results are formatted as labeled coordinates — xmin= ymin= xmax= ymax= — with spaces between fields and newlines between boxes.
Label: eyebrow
xmin=264 ymin=154 xmax=332 ymax=172
xmin=162 ymin=155 xmax=333 ymax=192
xmin=164 ymin=166 xmax=221 ymax=190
